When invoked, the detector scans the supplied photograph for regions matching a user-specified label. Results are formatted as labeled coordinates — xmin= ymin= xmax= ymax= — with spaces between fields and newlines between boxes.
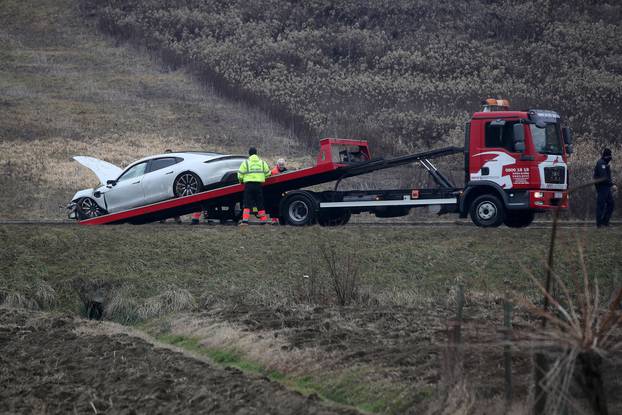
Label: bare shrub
xmin=319 ymin=245 xmax=360 ymax=306
xmin=291 ymin=269 xmax=331 ymax=305
xmin=521 ymin=184 xmax=621 ymax=414
xmin=520 ymin=263 xmax=620 ymax=413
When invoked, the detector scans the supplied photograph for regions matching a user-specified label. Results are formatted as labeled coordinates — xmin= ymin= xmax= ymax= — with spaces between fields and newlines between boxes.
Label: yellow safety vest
xmin=238 ymin=155 xmax=271 ymax=183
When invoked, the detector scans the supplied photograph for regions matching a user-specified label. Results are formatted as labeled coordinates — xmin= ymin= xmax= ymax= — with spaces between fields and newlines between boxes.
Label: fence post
xmin=455 ymin=283 xmax=464 ymax=344
xmin=445 ymin=282 xmax=465 ymax=386
xmin=503 ymin=294 xmax=513 ymax=409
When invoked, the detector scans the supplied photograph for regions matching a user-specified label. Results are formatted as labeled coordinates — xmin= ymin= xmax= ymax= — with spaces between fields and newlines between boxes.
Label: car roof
xmin=128 ymin=151 xmax=236 ymax=166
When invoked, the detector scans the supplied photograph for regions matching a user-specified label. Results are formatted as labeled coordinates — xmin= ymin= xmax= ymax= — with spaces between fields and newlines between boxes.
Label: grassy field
xmin=2 ymin=223 xmax=620 ymax=314
xmin=0 ymin=0 xmax=307 ymax=220
xmin=1 ymin=223 xmax=621 ymax=413
xmin=2 ymin=1 xmax=621 ymax=413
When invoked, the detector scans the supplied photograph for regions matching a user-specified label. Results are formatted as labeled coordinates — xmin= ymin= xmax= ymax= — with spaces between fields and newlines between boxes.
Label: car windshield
xmin=530 ymin=123 xmax=563 ymax=155
xmin=118 ymin=162 xmax=147 ymax=182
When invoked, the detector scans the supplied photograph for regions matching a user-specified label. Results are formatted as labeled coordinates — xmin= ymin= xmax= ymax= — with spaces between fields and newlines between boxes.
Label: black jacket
xmin=593 ymin=158 xmax=613 ymax=189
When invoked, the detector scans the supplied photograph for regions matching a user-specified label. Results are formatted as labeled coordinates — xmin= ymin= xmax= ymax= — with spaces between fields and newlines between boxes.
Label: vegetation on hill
xmin=0 ymin=0 xmax=303 ymax=219
xmin=84 ymin=0 xmax=622 ymax=153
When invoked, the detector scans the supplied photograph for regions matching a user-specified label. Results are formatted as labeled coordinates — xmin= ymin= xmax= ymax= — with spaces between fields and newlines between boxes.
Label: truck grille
xmin=544 ymin=166 xmax=565 ymax=184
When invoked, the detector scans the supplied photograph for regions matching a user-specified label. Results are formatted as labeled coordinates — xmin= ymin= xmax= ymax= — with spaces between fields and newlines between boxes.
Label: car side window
xmin=147 ymin=157 xmax=179 ymax=173
xmin=117 ymin=162 xmax=148 ymax=182
xmin=484 ymin=121 xmax=518 ymax=152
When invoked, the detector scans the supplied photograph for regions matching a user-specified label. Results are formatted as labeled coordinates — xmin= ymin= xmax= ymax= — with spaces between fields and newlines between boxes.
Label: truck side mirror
xmin=562 ymin=127 xmax=573 ymax=155
xmin=106 ymin=179 xmax=117 ymax=186
xmin=513 ymin=124 xmax=525 ymax=152
xmin=562 ymin=127 xmax=572 ymax=145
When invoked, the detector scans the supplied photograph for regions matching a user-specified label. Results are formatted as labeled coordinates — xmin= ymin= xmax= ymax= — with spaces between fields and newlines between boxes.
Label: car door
xmin=141 ymin=157 xmax=180 ymax=204
xmin=104 ymin=161 xmax=148 ymax=212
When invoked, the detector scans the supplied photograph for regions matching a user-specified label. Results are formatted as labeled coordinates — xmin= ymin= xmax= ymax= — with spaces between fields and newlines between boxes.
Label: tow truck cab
xmin=458 ymin=99 xmax=572 ymax=226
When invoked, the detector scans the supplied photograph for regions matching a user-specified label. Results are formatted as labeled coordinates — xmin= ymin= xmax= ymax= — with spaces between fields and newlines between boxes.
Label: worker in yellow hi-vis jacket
xmin=237 ymin=147 xmax=271 ymax=225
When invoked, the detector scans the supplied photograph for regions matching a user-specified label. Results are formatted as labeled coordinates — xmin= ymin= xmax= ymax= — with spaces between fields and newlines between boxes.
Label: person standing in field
xmin=594 ymin=148 xmax=616 ymax=227
xmin=271 ymin=158 xmax=288 ymax=175
xmin=238 ymin=147 xmax=271 ymax=225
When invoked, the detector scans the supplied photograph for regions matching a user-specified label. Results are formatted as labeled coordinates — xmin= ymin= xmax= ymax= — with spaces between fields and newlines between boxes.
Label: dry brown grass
xmin=0 ymin=0 xmax=308 ymax=219
xmin=137 ymin=288 xmax=196 ymax=320
xmin=104 ymin=287 xmax=140 ymax=323
xmin=0 ymin=291 xmax=38 ymax=309
xmin=0 ymin=280 xmax=57 ymax=310
xmin=167 ymin=314 xmax=340 ymax=376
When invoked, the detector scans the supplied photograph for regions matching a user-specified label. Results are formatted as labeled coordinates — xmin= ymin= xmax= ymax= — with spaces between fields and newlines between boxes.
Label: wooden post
xmin=446 ymin=282 xmax=465 ymax=386
xmin=455 ymin=283 xmax=464 ymax=344
xmin=503 ymin=296 xmax=513 ymax=408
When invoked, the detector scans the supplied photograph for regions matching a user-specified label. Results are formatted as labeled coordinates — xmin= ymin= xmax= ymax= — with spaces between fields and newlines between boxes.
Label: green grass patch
xmin=158 ymin=334 xmax=279 ymax=378
xmin=156 ymin=333 xmax=417 ymax=414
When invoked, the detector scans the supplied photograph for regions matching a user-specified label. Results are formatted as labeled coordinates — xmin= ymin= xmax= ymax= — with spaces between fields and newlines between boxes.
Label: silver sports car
xmin=68 ymin=152 xmax=246 ymax=219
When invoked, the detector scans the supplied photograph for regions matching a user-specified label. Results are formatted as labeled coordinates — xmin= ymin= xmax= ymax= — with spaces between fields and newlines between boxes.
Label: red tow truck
xmin=79 ymin=99 xmax=572 ymax=227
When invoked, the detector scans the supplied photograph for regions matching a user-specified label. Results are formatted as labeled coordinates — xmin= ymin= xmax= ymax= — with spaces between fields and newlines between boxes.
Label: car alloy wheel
xmin=175 ymin=173 xmax=201 ymax=197
xmin=79 ymin=198 xmax=103 ymax=218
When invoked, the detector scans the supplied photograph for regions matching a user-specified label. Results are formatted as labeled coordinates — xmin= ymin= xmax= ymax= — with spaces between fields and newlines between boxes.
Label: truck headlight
xmin=534 ymin=191 xmax=544 ymax=199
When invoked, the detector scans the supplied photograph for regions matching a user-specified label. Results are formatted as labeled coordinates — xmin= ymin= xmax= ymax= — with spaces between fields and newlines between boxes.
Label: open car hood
xmin=73 ymin=156 xmax=123 ymax=185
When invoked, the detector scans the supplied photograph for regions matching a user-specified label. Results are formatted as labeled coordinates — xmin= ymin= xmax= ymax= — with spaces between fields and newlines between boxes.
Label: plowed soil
xmin=211 ymin=303 xmax=533 ymax=397
xmin=208 ymin=302 xmax=622 ymax=412
xmin=0 ymin=308 xmax=358 ymax=415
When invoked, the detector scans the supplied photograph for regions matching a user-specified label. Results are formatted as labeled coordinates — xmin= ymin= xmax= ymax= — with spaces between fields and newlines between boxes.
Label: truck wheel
xmin=318 ymin=210 xmax=351 ymax=226
xmin=283 ymin=193 xmax=318 ymax=226
xmin=504 ymin=211 xmax=535 ymax=228
xmin=470 ymin=194 xmax=505 ymax=227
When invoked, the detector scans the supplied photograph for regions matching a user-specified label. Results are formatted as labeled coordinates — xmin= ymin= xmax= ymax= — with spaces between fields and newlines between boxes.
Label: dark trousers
xmin=243 ymin=182 xmax=264 ymax=211
xmin=596 ymin=187 xmax=614 ymax=226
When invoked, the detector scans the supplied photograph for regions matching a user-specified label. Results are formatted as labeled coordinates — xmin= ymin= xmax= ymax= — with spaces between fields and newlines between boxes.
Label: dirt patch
xmin=0 ymin=308 xmax=358 ymax=414
xmin=204 ymin=302 xmax=622 ymax=412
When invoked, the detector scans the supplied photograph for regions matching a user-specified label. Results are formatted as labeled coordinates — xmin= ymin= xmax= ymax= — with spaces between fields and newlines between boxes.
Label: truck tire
xmin=503 ymin=210 xmax=535 ymax=228
xmin=470 ymin=194 xmax=505 ymax=227
xmin=283 ymin=193 xmax=318 ymax=226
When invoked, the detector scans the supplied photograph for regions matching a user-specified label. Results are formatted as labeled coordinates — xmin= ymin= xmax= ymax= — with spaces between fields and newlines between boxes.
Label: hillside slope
xmin=85 ymin=0 xmax=622 ymax=152
xmin=0 ymin=0 xmax=302 ymax=219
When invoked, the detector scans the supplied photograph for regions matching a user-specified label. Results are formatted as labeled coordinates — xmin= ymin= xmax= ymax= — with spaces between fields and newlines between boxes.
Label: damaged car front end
xmin=67 ymin=188 xmax=108 ymax=220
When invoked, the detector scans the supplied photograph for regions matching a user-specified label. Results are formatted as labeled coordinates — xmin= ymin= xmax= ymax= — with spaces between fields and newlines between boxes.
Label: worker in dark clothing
xmin=594 ymin=148 xmax=615 ymax=227
xmin=238 ymin=147 xmax=271 ymax=225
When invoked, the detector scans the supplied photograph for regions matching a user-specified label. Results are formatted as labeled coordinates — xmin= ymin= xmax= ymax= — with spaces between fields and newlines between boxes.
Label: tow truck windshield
xmin=530 ymin=123 xmax=563 ymax=155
